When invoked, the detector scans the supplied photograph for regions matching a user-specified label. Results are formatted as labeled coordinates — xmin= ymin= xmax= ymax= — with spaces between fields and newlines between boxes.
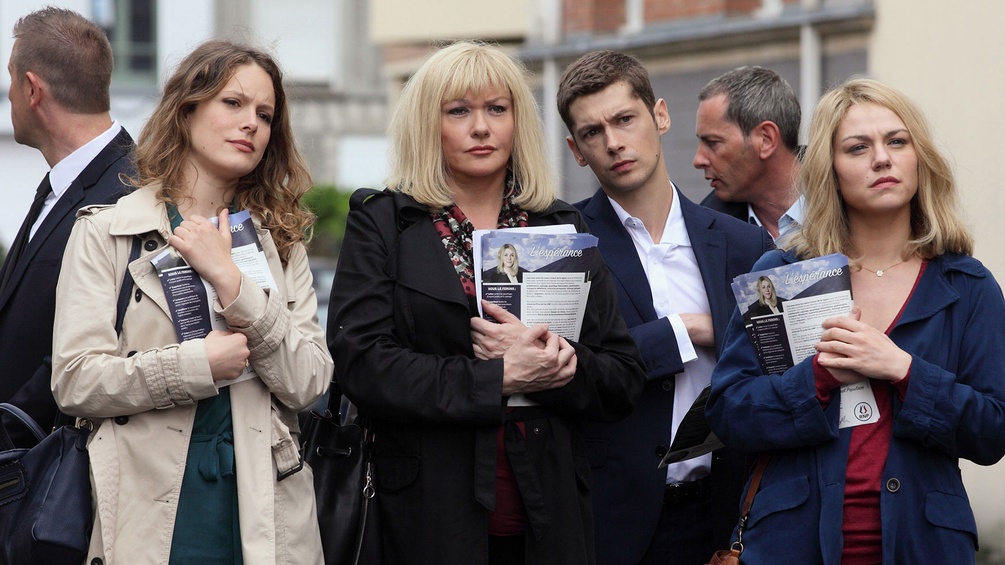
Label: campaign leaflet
xmin=729 ymin=253 xmax=876 ymax=430
xmin=731 ymin=253 xmax=853 ymax=374
xmin=475 ymin=229 xmax=597 ymax=342
xmin=474 ymin=227 xmax=598 ymax=409
xmin=150 ymin=210 xmax=276 ymax=386
xmin=472 ymin=226 xmax=590 ymax=341
xmin=660 ymin=253 xmax=859 ymax=468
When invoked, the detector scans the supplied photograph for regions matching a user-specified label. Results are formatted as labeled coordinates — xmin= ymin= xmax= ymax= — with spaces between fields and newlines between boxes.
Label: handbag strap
xmin=115 ymin=235 xmax=143 ymax=335
xmin=0 ymin=402 xmax=46 ymax=444
xmin=731 ymin=454 xmax=770 ymax=554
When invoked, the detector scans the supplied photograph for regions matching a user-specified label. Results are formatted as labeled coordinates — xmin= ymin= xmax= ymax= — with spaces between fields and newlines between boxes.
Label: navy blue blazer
xmin=0 ymin=129 xmax=134 ymax=436
xmin=575 ymin=187 xmax=772 ymax=565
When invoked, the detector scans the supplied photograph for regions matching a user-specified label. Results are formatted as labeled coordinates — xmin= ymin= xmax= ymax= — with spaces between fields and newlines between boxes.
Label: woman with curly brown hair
xmin=51 ymin=39 xmax=330 ymax=564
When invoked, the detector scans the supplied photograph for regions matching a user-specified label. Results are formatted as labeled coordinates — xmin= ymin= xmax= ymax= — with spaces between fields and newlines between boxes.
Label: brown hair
xmin=11 ymin=7 xmax=113 ymax=113
xmin=557 ymin=50 xmax=657 ymax=133
xmin=133 ymin=39 xmax=313 ymax=262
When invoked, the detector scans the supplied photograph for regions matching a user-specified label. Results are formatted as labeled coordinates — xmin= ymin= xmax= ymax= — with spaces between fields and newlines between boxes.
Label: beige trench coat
xmin=51 ymin=185 xmax=330 ymax=565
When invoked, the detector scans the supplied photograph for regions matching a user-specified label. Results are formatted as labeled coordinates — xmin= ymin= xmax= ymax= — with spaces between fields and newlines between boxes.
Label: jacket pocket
xmin=746 ymin=476 xmax=809 ymax=528
xmin=925 ymin=491 xmax=978 ymax=539
xmin=373 ymin=453 xmax=420 ymax=494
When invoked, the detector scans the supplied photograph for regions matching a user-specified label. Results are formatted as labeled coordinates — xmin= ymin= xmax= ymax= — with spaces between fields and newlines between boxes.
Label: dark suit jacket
xmin=575 ymin=187 xmax=772 ymax=565
xmin=700 ymin=189 xmax=748 ymax=222
xmin=328 ymin=189 xmax=645 ymax=565
xmin=0 ymin=129 xmax=134 ymax=436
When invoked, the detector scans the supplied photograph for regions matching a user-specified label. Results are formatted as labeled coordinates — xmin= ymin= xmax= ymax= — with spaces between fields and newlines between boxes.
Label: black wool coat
xmin=328 ymin=189 xmax=645 ymax=565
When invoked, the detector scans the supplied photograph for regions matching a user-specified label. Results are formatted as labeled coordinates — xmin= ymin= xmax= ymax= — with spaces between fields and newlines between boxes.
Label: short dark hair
xmin=699 ymin=66 xmax=801 ymax=153
xmin=12 ymin=7 xmax=113 ymax=113
xmin=557 ymin=50 xmax=656 ymax=133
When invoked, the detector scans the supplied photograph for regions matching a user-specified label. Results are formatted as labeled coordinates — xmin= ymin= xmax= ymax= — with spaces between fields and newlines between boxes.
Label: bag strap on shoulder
xmin=115 ymin=235 xmax=143 ymax=335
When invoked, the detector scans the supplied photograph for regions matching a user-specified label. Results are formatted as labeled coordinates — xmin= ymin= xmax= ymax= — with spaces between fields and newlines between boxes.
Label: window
xmin=92 ymin=0 xmax=157 ymax=85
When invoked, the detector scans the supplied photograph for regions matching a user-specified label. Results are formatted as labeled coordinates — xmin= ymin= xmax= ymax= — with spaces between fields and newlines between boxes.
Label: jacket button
xmin=886 ymin=478 xmax=901 ymax=493
xmin=134 ymin=289 xmax=142 ymax=302
xmin=127 ymin=351 xmax=138 ymax=357
xmin=91 ymin=558 xmax=103 ymax=565
xmin=114 ymin=416 xmax=129 ymax=425
xmin=661 ymin=379 xmax=672 ymax=392
xmin=144 ymin=239 xmax=157 ymax=251
xmin=655 ymin=445 xmax=668 ymax=458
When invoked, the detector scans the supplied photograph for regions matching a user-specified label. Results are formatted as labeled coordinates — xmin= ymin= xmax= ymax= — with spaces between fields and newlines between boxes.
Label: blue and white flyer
xmin=475 ymin=229 xmax=598 ymax=343
xmin=151 ymin=210 xmax=275 ymax=386
xmin=731 ymin=253 xmax=876 ymax=429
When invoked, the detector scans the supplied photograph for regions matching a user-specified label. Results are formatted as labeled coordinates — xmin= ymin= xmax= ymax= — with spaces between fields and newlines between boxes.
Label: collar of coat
xmin=374 ymin=187 xmax=579 ymax=229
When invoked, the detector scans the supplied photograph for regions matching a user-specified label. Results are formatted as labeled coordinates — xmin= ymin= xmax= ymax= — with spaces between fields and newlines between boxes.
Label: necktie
xmin=0 ymin=173 xmax=53 ymax=296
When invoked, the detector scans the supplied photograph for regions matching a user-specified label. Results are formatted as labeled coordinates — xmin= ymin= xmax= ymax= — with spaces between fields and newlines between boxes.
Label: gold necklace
xmin=861 ymin=259 xmax=907 ymax=277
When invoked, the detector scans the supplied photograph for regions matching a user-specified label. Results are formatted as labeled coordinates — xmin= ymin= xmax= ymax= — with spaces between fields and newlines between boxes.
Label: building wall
xmin=370 ymin=0 xmax=529 ymax=44
xmin=870 ymin=0 xmax=1005 ymax=548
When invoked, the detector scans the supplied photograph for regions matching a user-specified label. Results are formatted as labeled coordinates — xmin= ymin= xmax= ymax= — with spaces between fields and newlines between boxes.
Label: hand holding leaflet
xmin=661 ymin=253 xmax=863 ymax=468
xmin=151 ymin=209 xmax=276 ymax=386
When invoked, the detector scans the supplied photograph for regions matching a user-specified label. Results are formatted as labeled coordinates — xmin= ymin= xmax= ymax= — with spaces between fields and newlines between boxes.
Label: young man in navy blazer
xmin=0 ymin=7 xmax=133 ymax=440
xmin=559 ymin=51 xmax=772 ymax=565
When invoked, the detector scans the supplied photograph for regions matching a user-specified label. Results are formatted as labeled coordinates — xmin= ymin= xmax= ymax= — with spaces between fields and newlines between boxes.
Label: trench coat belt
xmin=473 ymin=406 xmax=551 ymax=540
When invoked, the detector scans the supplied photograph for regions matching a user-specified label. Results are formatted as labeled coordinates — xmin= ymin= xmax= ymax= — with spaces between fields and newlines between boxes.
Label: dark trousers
xmin=639 ymin=497 xmax=714 ymax=565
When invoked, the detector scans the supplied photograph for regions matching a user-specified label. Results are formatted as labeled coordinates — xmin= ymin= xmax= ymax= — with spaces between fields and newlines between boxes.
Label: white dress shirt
xmin=30 ymin=121 xmax=123 ymax=240
xmin=608 ymin=185 xmax=716 ymax=483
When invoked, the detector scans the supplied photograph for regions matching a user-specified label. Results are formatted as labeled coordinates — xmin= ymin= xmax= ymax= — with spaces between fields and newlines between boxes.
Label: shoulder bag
xmin=0 ymin=235 xmax=141 ymax=564
xmin=301 ymin=380 xmax=381 ymax=565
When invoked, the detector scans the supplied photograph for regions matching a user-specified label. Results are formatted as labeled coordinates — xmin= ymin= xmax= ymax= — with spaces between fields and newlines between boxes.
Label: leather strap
xmin=741 ymin=455 xmax=769 ymax=518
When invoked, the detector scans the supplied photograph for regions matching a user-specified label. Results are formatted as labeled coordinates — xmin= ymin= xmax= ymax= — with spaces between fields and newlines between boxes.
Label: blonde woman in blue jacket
xmin=707 ymin=79 xmax=1005 ymax=564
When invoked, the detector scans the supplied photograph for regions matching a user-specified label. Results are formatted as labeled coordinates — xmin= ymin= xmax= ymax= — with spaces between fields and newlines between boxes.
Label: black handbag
xmin=302 ymin=381 xmax=381 ymax=565
xmin=0 ymin=236 xmax=141 ymax=565
xmin=0 ymin=403 xmax=93 ymax=565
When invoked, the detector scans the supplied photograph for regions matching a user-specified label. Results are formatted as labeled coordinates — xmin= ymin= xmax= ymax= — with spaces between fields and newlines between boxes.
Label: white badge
xmin=838 ymin=380 xmax=880 ymax=429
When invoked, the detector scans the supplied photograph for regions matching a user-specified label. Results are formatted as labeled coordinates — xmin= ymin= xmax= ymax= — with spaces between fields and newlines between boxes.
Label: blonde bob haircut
xmin=385 ymin=40 xmax=557 ymax=212
xmin=786 ymin=78 xmax=973 ymax=261
xmin=133 ymin=39 xmax=313 ymax=263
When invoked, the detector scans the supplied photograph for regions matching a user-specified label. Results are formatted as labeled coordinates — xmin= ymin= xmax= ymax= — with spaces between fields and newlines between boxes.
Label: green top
xmin=166 ymin=203 xmax=243 ymax=564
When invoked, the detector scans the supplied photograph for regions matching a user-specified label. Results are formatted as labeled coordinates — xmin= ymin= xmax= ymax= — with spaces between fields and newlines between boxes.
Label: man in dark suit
xmin=1 ymin=7 xmax=133 ymax=439
xmin=693 ymin=66 xmax=803 ymax=240
xmin=558 ymin=51 xmax=772 ymax=565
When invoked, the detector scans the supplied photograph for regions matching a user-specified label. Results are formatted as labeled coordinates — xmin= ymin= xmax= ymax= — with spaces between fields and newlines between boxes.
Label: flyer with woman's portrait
xmin=731 ymin=253 xmax=852 ymax=375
